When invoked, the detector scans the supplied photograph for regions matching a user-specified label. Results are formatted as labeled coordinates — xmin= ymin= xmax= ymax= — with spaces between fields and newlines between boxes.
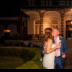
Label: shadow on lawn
xmin=19 ymin=51 xmax=36 ymax=63
xmin=0 ymin=48 xmax=36 ymax=69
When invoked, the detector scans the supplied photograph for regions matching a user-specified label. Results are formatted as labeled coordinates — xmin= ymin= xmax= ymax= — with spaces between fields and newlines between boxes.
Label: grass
xmin=0 ymin=46 xmax=43 ymax=69
xmin=16 ymin=47 xmax=43 ymax=69
xmin=0 ymin=56 xmax=24 ymax=69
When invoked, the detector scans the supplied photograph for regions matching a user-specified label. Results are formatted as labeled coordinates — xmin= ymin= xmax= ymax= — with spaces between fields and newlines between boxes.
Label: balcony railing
xmin=20 ymin=0 xmax=72 ymax=8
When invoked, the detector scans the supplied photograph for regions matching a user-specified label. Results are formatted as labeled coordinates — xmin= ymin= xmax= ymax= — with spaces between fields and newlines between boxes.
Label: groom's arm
xmin=63 ymin=38 xmax=68 ymax=56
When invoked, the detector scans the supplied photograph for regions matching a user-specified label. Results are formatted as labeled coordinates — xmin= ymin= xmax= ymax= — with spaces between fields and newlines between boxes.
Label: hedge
xmin=0 ymin=47 xmax=43 ymax=69
xmin=4 ymin=40 xmax=20 ymax=46
xmin=0 ymin=47 xmax=36 ymax=59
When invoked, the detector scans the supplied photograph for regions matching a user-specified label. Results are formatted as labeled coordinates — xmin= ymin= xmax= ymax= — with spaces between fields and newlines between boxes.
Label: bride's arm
xmin=46 ymin=39 xmax=61 ymax=54
xmin=46 ymin=39 xmax=56 ymax=54
xmin=59 ymin=36 xmax=63 ymax=38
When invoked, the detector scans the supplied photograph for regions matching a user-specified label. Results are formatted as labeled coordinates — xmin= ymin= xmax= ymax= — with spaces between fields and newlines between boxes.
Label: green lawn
xmin=0 ymin=46 xmax=43 ymax=69
xmin=0 ymin=56 xmax=24 ymax=69
xmin=16 ymin=47 xmax=43 ymax=69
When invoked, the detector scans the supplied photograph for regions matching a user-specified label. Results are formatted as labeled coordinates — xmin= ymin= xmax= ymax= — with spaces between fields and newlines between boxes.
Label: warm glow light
xmin=35 ymin=21 xmax=41 ymax=24
xmin=69 ymin=28 xmax=72 ymax=30
xmin=40 ymin=10 xmax=45 ymax=13
xmin=4 ymin=30 xmax=10 ymax=33
xmin=71 ymin=9 xmax=72 ymax=11
xmin=52 ymin=21 xmax=58 ymax=24
xmin=71 ymin=21 xmax=72 ymax=24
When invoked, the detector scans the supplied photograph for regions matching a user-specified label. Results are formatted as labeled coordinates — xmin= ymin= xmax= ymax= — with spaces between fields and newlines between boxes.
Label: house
xmin=0 ymin=0 xmax=72 ymax=41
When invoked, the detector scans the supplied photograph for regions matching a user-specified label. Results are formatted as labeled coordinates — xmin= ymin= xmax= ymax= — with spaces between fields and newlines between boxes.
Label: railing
xmin=20 ymin=0 xmax=72 ymax=8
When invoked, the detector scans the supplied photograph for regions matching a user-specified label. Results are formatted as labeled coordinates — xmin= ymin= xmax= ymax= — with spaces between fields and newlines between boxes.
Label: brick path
xmin=64 ymin=40 xmax=72 ymax=69
xmin=64 ymin=54 xmax=72 ymax=69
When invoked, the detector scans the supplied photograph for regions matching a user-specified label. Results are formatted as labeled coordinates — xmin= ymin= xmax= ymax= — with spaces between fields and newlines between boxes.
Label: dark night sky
xmin=0 ymin=0 xmax=20 ymax=17
xmin=0 ymin=0 xmax=70 ymax=17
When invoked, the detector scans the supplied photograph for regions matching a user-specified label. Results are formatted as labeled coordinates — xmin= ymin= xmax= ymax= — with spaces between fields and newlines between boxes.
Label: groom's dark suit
xmin=41 ymin=37 xmax=68 ymax=69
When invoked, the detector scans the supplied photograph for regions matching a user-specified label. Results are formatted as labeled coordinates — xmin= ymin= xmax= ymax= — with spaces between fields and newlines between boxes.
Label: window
xmin=32 ymin=0 xmax=35 ymax=6
xmin=35 ymin=21 xmax=41 ymax=24
xmin=67 ymin=1 xmax=69 ymax=6
xmin=35 ymin=20 xmax=41 ymax=35
xmin=46 ymin=1 xmax=48 ymax=6
xmin=41 ymin=0 xmax=45 ymax=6
xmin=28 ymin=0 xmax=31 ymax=6
xmin=52 ymin=21 xmax=58 ymax=24
xmin=52 ymin=20 xmax=58 ymax=30
xmin=70 ymin=1 xmax=72 ymax=6
xmin=4 ymin=30 xmax=10 ymax=33
xmin=50 ymin=1 xmax=52 ymax=6
xmin=60 ymin=1 xmax=65 ymax=6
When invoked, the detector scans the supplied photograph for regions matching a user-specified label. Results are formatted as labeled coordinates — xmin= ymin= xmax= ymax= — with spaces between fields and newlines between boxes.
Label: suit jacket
xmin=41 ymin=37 xmax=68 ymax=57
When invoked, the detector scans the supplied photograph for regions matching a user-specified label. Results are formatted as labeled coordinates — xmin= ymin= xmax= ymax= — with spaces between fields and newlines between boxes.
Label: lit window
xmin=4 ymin=30 xmax=10 ymax=33
xmin=69 ymin=28 xmax=72 ymax=31
xmin=35 ymin=21 xmax=41 ymax=24
xmin=52 ymin=20 xmax=58 ymax=30
xmin=52 ymin=21 xmax=58 ymax=24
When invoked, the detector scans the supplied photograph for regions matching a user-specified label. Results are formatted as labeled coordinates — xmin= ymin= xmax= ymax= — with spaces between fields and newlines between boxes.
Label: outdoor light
xmin=71 ymin=8 xmax=72 ymax=11
xmin=4 ymin=30 xmax=10 ymax=33
xmin=69 ymin=28 xmax=72 ymax=30
xmin=40 ymin=10 xmax=45 ymax=13
xmin=71 ymin=15 xmax=72 ymax=24
xmin=71 ymin=21 xmax=72 ymax=24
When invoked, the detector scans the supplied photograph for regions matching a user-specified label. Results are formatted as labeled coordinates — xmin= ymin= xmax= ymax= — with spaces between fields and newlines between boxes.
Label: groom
xmin=42 ymin=28 xmax=68 ymax=69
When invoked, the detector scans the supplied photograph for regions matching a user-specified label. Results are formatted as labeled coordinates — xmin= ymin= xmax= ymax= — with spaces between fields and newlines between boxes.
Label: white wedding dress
xmin=43 ymin=44 xmax=56 ymax=69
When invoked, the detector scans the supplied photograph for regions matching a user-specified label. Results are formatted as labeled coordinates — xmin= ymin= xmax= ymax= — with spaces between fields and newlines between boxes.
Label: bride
xmin=42 ymin=28 xmax=61 ymax=69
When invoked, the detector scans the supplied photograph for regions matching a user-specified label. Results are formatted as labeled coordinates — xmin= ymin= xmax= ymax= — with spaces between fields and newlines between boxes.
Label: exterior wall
xmin=26 ymin=11 xmax=61 ymax=35
xmin=64 ymin=11 xmax=72 ymax=39
xmin=0 ymin=17 xmax=20 ymax=39
xmin=43 ymin=11 xmax=61 ymax=34
xmin=0 ymin=24 xmax=5 ymax=38
xmin=28 ymin=17 xmax=34 ymax=34
xmin=0 ymin=17 xmax=20 ymax=20
xmin=7 ymin=24 xmax=17 ymax=37
xmin=27 ymin=15 xmax=40 ymax=34
xmin=1 ymin=11 xmax=72 ymax=40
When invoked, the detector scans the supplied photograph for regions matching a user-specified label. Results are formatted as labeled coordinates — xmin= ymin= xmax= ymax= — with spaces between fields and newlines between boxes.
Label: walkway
xmin=64 ymin=54 xmax=72 ymax=69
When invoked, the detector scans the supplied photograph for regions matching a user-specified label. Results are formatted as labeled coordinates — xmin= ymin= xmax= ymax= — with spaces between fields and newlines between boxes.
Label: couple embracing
xmin=42 ymin=28 xmax=68 ymax=69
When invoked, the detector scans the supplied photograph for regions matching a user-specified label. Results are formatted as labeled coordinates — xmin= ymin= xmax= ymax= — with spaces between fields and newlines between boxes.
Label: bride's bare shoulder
xmin=47 ymin=38 xmax=52 ymax=42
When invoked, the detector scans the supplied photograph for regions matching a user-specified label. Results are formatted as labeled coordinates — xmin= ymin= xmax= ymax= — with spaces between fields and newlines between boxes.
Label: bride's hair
xmin=43 ymin=28 xmax=53 ymax=43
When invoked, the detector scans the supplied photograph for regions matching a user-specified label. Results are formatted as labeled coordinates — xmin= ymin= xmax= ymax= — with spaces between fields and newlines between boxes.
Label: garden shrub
xmin=4 ymin=40 xmax=20 ymax=46
xmin=20 ymin=49 xmax=29 ymax=57
xmin=0 ymin=47 xmax=43 ymax=69
xmin=0 ymin=44 xmax=4 ymax=46
xmin=0 ymin=48 xmax=36 ymax=59
xmin=28 ymin=51 xmax=36 ymax=58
